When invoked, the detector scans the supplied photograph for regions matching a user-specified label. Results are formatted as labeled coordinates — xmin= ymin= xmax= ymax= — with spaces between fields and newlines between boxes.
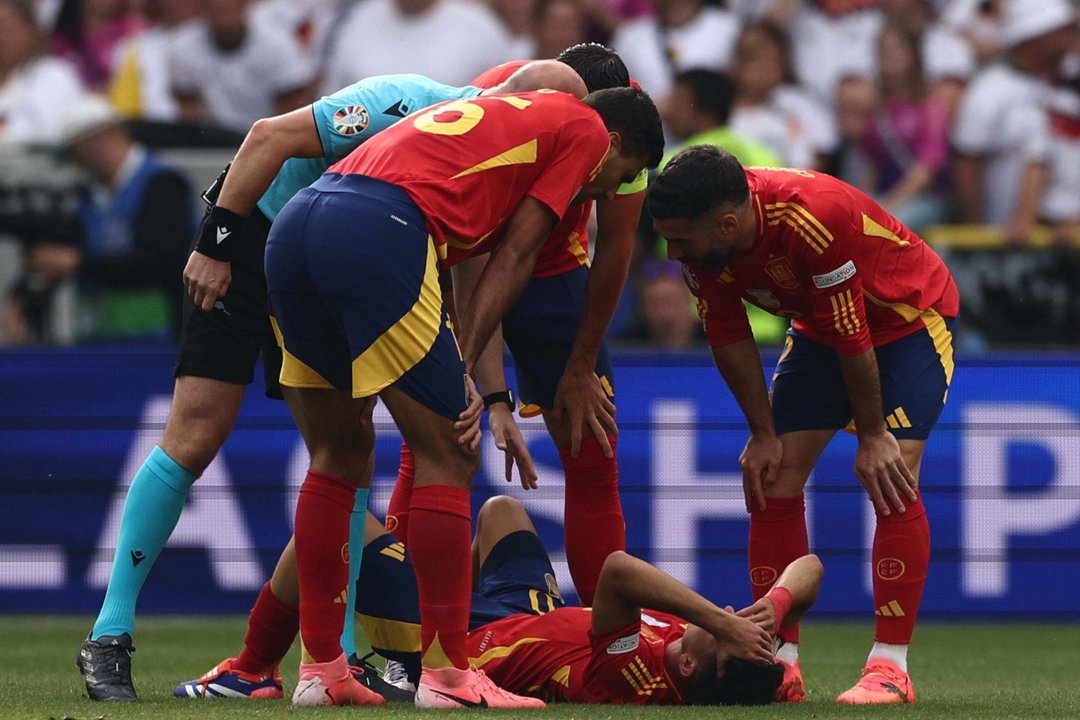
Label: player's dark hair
xmin=583 ymin=87 xmax=665 ymax=169
xmin=557 ymin=42 xmax=631 ymax=92
xmin=673 ymin=68 xmax=737 ymax=126
xmin=683 ymin=656 xmax=784 ymax=706
xmin=648 ymin=145 xmax=749 ymax=220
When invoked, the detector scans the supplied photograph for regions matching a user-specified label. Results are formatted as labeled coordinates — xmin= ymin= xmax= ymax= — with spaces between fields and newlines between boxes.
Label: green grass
xmin=1 ymin=616 xmax=1077 ymax=720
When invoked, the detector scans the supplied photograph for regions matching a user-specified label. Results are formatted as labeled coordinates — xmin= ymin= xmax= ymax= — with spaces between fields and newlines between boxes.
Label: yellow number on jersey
xmin=413 ymin=96 xmax=533 ymax=136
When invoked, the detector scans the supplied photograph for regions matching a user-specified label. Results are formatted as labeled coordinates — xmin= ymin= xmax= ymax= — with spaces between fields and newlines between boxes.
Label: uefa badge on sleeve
xmin=332 ymin=105 xmax=370 ymax=136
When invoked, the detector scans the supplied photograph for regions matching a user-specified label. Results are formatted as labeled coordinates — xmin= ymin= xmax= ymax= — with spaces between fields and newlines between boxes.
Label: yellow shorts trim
xmin=351 ymin=237 xmax=445 ymax=398
xmin=358 ymin=614 xmax=421 ymax=654
xmin=271 ymin=315 xmax=335 ymax=390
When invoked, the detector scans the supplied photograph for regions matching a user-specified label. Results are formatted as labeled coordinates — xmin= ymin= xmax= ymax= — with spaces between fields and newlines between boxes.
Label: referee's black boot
xmin=78 ymin=633 xmax=138 ymax=702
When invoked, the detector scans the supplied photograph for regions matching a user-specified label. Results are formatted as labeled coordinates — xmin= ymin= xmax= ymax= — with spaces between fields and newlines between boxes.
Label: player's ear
xmin=607 ymin=131 xmax=623 ymax=154
xmin=678 ymin=651 xmax=697 ymax=680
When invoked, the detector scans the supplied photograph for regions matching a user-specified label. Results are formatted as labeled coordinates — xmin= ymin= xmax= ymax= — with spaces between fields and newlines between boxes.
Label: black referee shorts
xmin=175 ymin=208 xmax=284 ymax=399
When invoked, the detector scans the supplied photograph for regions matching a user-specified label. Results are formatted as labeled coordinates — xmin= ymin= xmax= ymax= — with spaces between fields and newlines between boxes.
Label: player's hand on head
xmin=553 ymin=367 xmax=617 ymax=459
xmin=854 ymin=431 xmax=918 ymax=516
xmin=739 ymin=433 xmax=782 ymax=513
xmin=454 ymin=375 xmax=484 ymax=452
xmin=488 ymin=404 xmax=539 ymax=489
xmin=716 ymin=612 xmax=775 ymax=664
xmin=736 ymin=597 xmax=779 ymax=636
xmin=183 ymin=251 xmax=232 ymax=311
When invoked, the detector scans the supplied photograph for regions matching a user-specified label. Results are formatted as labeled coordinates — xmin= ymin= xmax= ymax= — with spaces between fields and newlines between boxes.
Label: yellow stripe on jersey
xmin=470 ymin=636 xmax=548 ymax=669
xmin=551 ymin=665 xmax=572 ymax=688
xmin=450 ymin=139 xmax=538 ymax=179
xmin=358 ymin=614 xmax=421 ymax=654
xmin=862 ymin=213 xmax=910 ymax=246
xmin=271 ymin=315 xmax=335 ymax=390
xmin=830 ymin=293 xmax=855 ymax=335
xmin=863 ymin=291 xmax=955 ymax=386
xmin=567 ymin=231 xmax=590 ymax=267
xmin=844 ymin=289 xmax=861 ymax=331
xmin=351 ymin=238 xmax=445 ymax=398
xmin=766 ymin=209 xmax=828 ymax=254
xmin=766 ymin=202 xmax=834 ymax=249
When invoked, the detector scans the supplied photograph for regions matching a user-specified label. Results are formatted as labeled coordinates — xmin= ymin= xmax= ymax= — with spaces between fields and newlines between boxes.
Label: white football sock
xmin=868 ymin=642 xmax=908 ymax=672
xmin=775 ymin=641 xmax=799 ymax=665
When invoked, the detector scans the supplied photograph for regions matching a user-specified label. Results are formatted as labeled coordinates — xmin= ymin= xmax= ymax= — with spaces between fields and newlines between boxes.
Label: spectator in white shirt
xmin=0 ymin=0 xmax=85 ymax=144
xmin=611 ymin=0 xmax=741 ymax=98
xmin=321 ymin=0 xmax=515 ymax=92
xmin=952 ymin=0 xmax=1077 ymax=240
xmin=729 ymin=21 xmax=837 ymax=170
xmin=168 ymin=0 xmax=315 ymax=134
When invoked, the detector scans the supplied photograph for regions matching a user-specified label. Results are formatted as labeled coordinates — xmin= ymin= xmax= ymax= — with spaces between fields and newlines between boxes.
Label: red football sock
xmin=764 ymin=586 xmax=795 ymax=636
xmin=560 ymin=434 xmax=625 ymax=605
xmin=386 ymin=442 xmax=415 ymax=543
xmin=872 ymin=493 xmax=929 ymax=644
xmin=294 ymin=469 xmax=355 ymax=663
xmin=749 ymin=494 xmax=808 ymax=644
xmin=408 ymin=484 xmax=472 ymax=669
xmin=234 ymin=582 xmax=299 ymax=673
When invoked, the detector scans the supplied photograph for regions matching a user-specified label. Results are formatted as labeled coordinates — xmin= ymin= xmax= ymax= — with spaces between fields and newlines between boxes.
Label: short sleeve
xmin=793 ymin=197 xmax=872 ymax=355
xmin=527 ymin=115 xmax=610 ymax=220
xmin=582 ymin=624 xmax=668 ymax=705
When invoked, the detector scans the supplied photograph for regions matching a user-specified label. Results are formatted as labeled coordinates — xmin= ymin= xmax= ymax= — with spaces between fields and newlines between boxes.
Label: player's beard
xmin=698 ymin=248 xmax=733 ymax=274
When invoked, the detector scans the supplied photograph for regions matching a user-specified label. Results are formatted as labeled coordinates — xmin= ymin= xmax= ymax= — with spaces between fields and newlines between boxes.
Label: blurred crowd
xmin=1 ymin=0 xmax=1079 ymax=348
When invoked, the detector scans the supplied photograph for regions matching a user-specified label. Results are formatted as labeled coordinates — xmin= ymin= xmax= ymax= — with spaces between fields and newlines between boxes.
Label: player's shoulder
xmin=750 ymin=168 xmax=859 ymax=231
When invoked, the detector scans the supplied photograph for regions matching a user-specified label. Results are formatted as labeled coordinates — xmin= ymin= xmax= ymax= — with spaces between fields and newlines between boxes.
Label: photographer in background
xmin=3 ymin=96 xmax=193 ymax=344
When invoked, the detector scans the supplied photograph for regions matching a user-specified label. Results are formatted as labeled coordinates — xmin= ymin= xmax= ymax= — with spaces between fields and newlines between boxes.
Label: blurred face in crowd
xmin=640 ymin=272 xmax=696 ymax=349
xmin=534 ymin=0 xmax=586 ymax=60
xmin=395 ymin=0 xmax=439 ymax=16
xmin=734 ymin=27 xmax=786 ymax=102
xmin=836 ymin=76 xmax=877 ymax=142
xmin=877 ymin=26 xmax=920 ymax=96
xmin=201 ymin=0 xmax=247 ymax=46
xmin=657 ymin=0 xmax=700 ymax=28
xmin=660 ymin=81 xmax=701 ymax=139
xmin=491 ymin=0 xmax=533 ymax=36
xmin=0 ymin=0 xmax=39 ymax=71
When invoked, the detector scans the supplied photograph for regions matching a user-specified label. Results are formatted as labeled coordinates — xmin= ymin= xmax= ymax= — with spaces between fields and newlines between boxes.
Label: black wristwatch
xmin=482 ymin=389 xmax=515 ymax=411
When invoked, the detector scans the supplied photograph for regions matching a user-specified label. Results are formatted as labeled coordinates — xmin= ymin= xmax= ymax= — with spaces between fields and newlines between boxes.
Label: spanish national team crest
xmin=765 ymin=257 xmax=799 ymax=289
xmin=332 ymin=105 xmax=369 ymax=135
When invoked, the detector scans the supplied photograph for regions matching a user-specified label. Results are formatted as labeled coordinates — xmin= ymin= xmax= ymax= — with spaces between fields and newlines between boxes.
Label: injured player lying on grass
xmin=176 ymin=496 xmax=822 ymax=705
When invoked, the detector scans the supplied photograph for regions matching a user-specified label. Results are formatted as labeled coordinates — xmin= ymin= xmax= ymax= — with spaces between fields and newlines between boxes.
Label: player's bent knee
xmin=478 ymin=495 xmax=527 ymax=526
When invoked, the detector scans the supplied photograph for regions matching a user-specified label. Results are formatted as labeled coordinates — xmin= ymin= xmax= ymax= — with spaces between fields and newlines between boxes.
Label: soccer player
xmin=181 ymin=495 xmax=822 ymax=706
xmin=76 ymin=61 xmax=595 ymax=703
xmin=387 ymin=44 xmax=646 ymax=605
xmin=648 ymin=146 xmax=959 ymax=705
xmin=263 ymin=86 xmax=663 ymax=707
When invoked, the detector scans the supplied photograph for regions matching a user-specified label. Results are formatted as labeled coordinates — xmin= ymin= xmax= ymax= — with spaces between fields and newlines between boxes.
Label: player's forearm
xmin=711 ymin=338 xmax=775 ymax=437
xmin=567 ymin=194 xmax=641 ymax=370
xmin=838 ymin=348 xmax=888 ymax=437
xmin=592 ymin=551 xmax=728 ymax=635
xmin=460 ymin=199 xmax=555 ymax=372
xmin=215 ymin=108 xmax=322 ymax=217
xmin=773 ymin=554 xmax=824 ymax=630
xmin=453 ymin=256 xmax=510 ymax=392
xmin=883 ymin=163 xmax=934 ymax=211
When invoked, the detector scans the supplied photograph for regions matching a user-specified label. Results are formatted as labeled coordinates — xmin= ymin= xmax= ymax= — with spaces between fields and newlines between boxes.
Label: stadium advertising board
xmin=1 ymin=350 xmax=1077 ymax=616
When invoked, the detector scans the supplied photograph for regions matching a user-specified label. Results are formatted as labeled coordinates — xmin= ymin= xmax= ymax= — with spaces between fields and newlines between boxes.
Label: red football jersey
xmin=466 ymin=607 xmax=685 ymax=705
xmin=471 ymin=62 xmax=596 ymax=278
xmin=329 ymin=91 xmax=610 ymax=269
xmin=682 ymin=167 xmax=960 ymax=355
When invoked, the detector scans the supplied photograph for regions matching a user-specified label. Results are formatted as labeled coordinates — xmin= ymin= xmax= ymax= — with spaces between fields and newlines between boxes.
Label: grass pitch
xmin=0 ymin=616 xmax=1077 ymax=720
